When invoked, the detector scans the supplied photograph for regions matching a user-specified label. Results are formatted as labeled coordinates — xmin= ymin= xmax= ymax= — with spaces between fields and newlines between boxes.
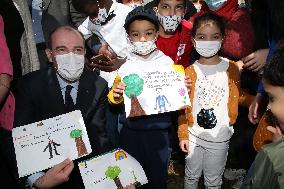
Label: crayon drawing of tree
xmin=123 ymin=74 xmax=146 ymax=117
xmin=105 ymin=166 xmax=123 ymax=189
xmin=70 ymin=129 xmax=87 ymax=157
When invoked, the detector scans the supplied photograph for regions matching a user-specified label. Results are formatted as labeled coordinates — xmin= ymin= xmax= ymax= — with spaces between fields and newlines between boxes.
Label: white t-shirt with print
xmin=189 ymin=59 xmax=234 ymax=149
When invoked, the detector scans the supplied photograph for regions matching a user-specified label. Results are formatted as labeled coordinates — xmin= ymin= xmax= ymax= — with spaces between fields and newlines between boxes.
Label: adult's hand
xmin=33 ymin=159 xmax=74 ymax=189
xmin=98 ymin=43 xmax=116 ymax=59
xmin=248 ymin=93 xmax=263 ymax=124
xmin=92 ymin=57 xmax=126 ymax=72
xmin=242 ymin=49 xmax=269 ymax=72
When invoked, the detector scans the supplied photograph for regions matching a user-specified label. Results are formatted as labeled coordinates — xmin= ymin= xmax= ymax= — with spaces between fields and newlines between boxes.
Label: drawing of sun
xmin=172 ymin=65 xmax=185 ymax=74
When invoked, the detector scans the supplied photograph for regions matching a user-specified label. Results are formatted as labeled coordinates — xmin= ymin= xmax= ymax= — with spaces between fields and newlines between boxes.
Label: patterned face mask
xmin=157 ymin=13 xmax=183 ymax=33
xmin=129 ymin=39 xmax=157 ymax=56
xmin=89 ymin=8 xmax=108 ymax=25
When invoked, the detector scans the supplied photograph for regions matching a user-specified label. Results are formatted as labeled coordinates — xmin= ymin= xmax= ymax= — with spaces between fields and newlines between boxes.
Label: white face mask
xmin=157 ymin=13 xmax=183 ymax=33
xmin=55 ymin=52 xmax=85 ymax=82
xmin=89 ymin=8 xmax=108 ymax=25
xmin=129 ymin=39 xmax=157 ymax=55
xmin=194 ymin=40 xmax=222 ymax=57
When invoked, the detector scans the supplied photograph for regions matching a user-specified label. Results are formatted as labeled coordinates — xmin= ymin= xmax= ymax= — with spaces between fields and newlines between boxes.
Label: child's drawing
xmin=79 ymin=149 xmax=147 ymax=189
xmin=123 ymin=74 xmax=146 ymax=117
xmin=105 ymin=166 xmax=123 ymax=189
xmin=154 ymin=88 xmax=171 ymax=113
xmin=43 ymin=136 xmax=61 ymax=159
xmin=119 ymin=64 xmax=191 ymax=118
xmin=12 ymin=110 xmax=92 ymax=177
xmin=70 ymin=129 xmax=88 ymax=157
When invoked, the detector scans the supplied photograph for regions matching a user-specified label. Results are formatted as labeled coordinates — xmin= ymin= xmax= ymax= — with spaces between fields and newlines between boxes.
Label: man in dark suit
xmin=14 ymin=26 xmax=110 ymax=189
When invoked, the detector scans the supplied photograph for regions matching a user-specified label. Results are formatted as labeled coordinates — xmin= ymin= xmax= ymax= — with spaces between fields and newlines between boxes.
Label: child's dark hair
xmin=144 ymin=0 xmax=197 ymax=20
xmin=124 ymin=7 xmax=159 ymax=34
xmin=192 ymin=12 xmax=225 ymax=38
xmin=262 ymin=43 xmax=284 ymax=86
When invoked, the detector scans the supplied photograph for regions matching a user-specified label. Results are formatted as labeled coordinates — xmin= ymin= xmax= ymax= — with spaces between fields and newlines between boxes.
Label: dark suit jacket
xmin=14 ymin=66 xmax=111 ymax=189
xmin=39 ymin=0 xmax=86 ymax=42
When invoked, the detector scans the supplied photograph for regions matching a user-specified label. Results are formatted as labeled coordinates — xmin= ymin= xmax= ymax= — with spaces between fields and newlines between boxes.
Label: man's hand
xmin=98 ymin=43 xmax=116 ymax=59
xmin=248 ymin=93 xmax=263 ymax=124
xmin=242 ymin=49 xmax=269 ymax=72
xmin=92 ymin=57 xmax=126 ymax=72
xmin=267 ymin=126 xmax=284 ymax=142
xmin=33 ymin=159 xmax=74 ymax=189
xmin=113 ymin=82 xmax=126 ymax=99
xmin=179 ymin=140 xmax=189 ymax=153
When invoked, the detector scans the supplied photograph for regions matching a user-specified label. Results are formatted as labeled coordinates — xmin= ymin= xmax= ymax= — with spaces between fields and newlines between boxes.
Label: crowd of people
xmin=0 ymin=0 xmax=284 ymax=188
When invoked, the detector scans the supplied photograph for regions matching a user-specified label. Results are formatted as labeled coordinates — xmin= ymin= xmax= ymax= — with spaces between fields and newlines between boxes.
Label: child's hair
xmin=262 ymin=43 xmax=284 ymax=87
xmin=124 ymin=7 xmax=159 ymax=34
xmin=191 ymin=12 xmax=225 ymax=38
xmin=144 ymin=0 xmax=197 ymax=20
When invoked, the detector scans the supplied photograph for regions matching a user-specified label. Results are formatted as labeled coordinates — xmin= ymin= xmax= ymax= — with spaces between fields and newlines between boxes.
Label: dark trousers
xmin=0 ymin=128 xmax=24 ymax=189
xmin=228 ymin=107 xmax=257 ymax=170
xmin=106 ymin=103 xmax=120 ymax=147
xmin=119 ymin=127 xmax=169 ymax=189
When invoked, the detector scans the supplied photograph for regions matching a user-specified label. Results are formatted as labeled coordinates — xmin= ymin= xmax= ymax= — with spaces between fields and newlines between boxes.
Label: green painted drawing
xmin=123 ymin=74 xmax=146 ymax=117
xmin=105 ymin=166 xmax=123 ymax=189
xmin=70 ymin=129 xmax=87 ymax=157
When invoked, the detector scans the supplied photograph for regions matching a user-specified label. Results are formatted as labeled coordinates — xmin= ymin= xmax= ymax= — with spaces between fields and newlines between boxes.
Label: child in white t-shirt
xmin=108 ymin=7 xmax=176 ymax=189
xmin=178 ymin=12 xmax=254 ymax=189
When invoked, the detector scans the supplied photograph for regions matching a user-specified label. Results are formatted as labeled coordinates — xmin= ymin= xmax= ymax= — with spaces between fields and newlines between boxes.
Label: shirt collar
xmin=56 ymin=74 xmax=79 ymax=91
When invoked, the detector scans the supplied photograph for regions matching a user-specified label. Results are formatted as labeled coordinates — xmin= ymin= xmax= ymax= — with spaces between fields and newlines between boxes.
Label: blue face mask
xmin=203 ymin=0 xmax=227 ymax=10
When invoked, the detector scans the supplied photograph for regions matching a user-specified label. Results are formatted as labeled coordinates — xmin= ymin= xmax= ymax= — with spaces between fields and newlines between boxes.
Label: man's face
xmin=45 ymin=29 xmax=85 ymax=70
xmin=157 ymin=0 xmax=185 ymax=16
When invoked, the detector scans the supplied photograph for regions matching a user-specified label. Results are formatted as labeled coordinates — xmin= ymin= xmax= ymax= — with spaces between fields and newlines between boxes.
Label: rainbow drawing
xmin=115 ymin=150 xmax=127 ymax=161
